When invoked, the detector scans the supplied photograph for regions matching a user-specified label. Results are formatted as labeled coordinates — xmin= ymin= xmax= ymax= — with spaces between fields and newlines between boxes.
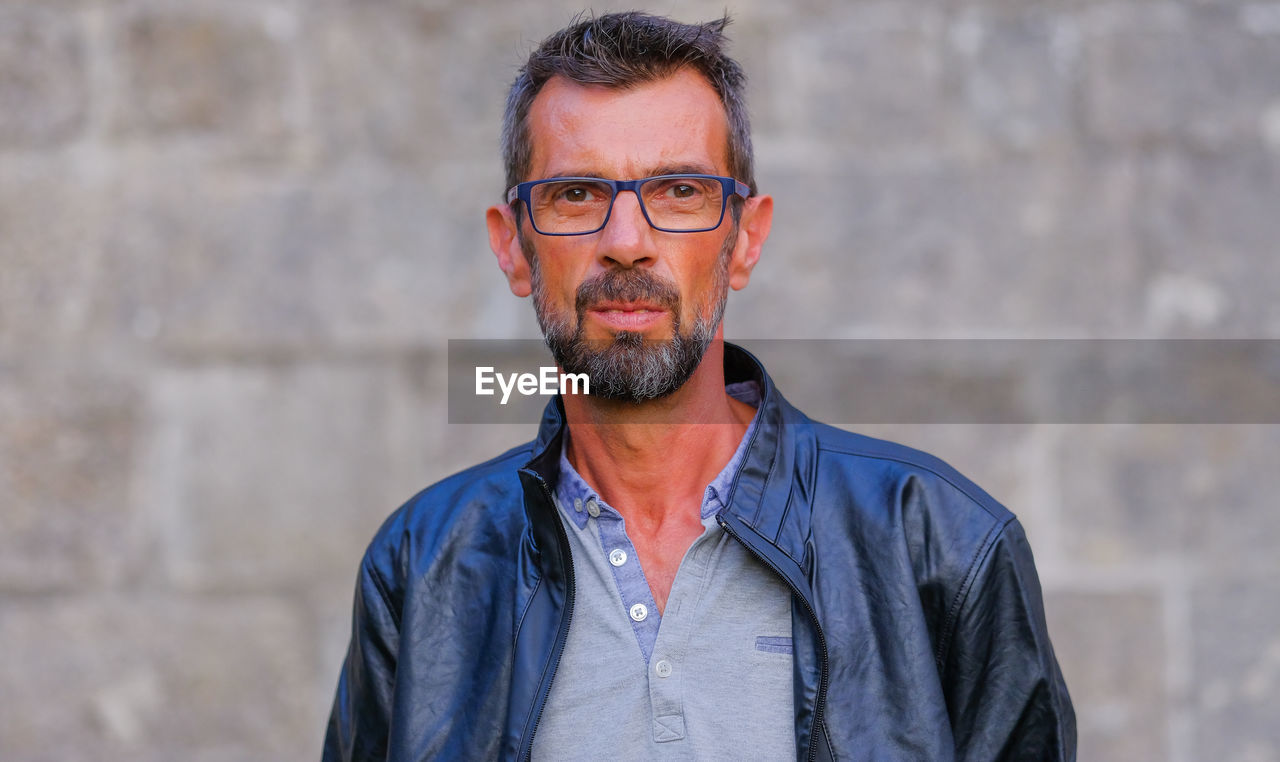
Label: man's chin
xmin=572 ymin=330 xmax=653 ymax=352
xmin=578 ymin=320 xmax=674 ymax=349
xmin=545 ymin=331 xmax=710 ymax=404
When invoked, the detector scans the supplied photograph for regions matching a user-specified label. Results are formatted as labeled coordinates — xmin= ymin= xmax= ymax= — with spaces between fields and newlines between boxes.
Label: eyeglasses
xmin=506 ymin=174 xmax=751 ymax=236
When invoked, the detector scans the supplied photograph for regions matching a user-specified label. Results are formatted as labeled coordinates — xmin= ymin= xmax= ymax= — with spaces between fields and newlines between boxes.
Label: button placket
xmin=646 ymin=520 xmax=720 ymax=745
xmin=590 ymin=507 xmax=662 ymax=663
xmin=649 ymin=641 xmax=686 ymax=743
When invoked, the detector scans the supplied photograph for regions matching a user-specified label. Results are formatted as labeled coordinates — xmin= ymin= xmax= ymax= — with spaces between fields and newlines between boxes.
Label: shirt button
xmin=573 ymin=498 xmax=583 ymax=513
xmin=655 ymin=659 xmax=673 ymax=678
xmin=609 ymin=549 xmax=627 ymax=566
xmin=586 ymin=498 xmax=601 ymax=518
xmin=629 ymin=603 xmax=648 ymax=622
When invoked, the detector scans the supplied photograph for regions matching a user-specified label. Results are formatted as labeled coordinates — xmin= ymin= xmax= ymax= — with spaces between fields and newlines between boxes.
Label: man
xmin=324 ymin=12 xmax=1074 ymax=761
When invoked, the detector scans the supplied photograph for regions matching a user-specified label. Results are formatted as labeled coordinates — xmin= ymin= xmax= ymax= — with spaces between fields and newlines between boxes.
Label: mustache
xmin=575 ymin=268 xmax=680 ymax=314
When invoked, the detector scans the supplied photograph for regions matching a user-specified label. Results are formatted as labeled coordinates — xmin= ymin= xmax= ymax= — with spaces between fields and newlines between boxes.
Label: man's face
xmin=524 ymin=210 xmax=735 ymax=402
xmin=488 ymin=69 xmax=769 ymax=402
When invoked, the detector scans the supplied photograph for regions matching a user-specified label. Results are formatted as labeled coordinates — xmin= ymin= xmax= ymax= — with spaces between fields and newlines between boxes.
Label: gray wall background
xmin=2 ymin=0 xmax=1278 ymax=759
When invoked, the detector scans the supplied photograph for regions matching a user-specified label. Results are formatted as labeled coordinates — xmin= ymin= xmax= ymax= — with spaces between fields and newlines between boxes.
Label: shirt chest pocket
xmin=754 ymin=635 xmax=794 ymax=655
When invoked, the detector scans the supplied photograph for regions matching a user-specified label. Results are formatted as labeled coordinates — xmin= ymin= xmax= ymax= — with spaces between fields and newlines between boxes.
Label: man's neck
xmin=559 ymin=340 xmax=756 ymax=535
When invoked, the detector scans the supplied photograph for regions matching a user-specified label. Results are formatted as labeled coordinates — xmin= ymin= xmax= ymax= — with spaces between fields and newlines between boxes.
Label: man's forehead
xmin=525 ymin=69 xmax=731 ymax=179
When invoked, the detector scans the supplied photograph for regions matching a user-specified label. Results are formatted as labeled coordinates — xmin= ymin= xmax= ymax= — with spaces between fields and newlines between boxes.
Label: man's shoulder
xmin=803 ymin=419 xmax=1015 ymax=531
xmin=795 ymin=420 xmax=1029 ymax=635
xmin=360 ymin=440 xmax=538 ymax=572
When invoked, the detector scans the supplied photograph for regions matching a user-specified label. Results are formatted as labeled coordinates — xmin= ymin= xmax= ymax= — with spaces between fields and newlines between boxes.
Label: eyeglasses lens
xmin=529 ymin=177 xmax=725 ymax=234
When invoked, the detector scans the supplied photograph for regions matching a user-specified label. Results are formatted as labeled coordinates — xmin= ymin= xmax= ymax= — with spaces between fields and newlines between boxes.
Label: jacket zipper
xmin=717 ymin=516 xmax=830 ymax=762
xmin=521 ymin=478 xmax=575 ymax=761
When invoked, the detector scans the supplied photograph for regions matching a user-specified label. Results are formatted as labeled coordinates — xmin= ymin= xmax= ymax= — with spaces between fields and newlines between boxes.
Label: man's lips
xmin=585 ymin=302 xmax=669 ymax=330
xmin=587 ymin=301 xmax=666 ymax=313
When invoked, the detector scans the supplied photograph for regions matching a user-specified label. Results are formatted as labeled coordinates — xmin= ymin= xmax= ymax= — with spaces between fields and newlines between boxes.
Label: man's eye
xmin=560 ymin=187 xmax=594 ymax=203
xmin=657 ymin=182 xmax=704 ymax=200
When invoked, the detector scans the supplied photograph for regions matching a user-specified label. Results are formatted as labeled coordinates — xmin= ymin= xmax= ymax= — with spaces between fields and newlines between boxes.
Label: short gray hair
xmin=500 ymin=12 xmax=755 ymax=199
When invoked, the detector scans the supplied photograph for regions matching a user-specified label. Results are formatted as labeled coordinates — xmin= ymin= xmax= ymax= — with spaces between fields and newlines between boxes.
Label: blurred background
xmin=2 ymin=0 xmax=1278 ymax=759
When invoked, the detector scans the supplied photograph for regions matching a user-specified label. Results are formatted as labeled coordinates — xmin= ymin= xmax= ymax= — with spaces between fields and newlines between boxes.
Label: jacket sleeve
xmin=941 ymin=518 xmax=1076 ymax=761
xmin=322 ymin=549 xmax=402 ymax=762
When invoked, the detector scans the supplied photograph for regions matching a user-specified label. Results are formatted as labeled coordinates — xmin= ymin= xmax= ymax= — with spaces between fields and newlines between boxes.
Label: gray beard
xmin=526 ymin=231 xmax=734 ymax=403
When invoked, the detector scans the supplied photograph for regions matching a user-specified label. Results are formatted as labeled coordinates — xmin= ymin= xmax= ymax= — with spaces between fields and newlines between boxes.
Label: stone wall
xmin=2 ymin=1 xmax=1277 ymax=759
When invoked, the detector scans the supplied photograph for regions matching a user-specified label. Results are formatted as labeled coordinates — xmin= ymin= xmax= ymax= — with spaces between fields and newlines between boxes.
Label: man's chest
xmin=630 ymin=519 xmax=707 ymax=614
xmin=530 ymin=514 xmax=796 ymax=759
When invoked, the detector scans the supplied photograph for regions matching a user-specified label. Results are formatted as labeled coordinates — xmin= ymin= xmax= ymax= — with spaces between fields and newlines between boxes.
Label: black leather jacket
xmin=324 ymin=345 xmax=1075 ymax=761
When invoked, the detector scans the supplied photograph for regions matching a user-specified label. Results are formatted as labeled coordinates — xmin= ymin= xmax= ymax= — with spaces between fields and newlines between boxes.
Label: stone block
xmin=0 ymin=7 xmax=88 ymax=147
xmin=1193 ymin=580 xmax=1280 ymax=761
xmin=97 ymin=179 xmax=323 ymax=349
xmin=303 ymin=4 xmax=463 ymax=170
xmin=1185 ymin=427 xmax=1280 ymax=568
xmin=310 ymin=579 xmax=362 ymax=724
xmin=736 ymin=153 xmax=1141 ymax=336
xmin=0 ymin=595 xmax=317 ymax=761
xmin=750 ymin=4 xmax=949 ymax=161
xmin=1054 ymin=424 xmax=1280 ymax=567
xmin=1137 ymin=150 xmax=1280 ymax=336
xmin=0 ymin=370 xmax=143 ymax=591
xmin=1056 ymin=425 xmax=1191 ymax=563
xmin=0 ymin=167 xmax=103 ymax=358
xmin=109 ymin=5 xmax=296 ymax=141
xmin=1082 ymin=5 xmax=1280 ymax=148
xmin=943 ymin=8 xmax=1078 ymax=152
xmin=1044 ymin=591 xmax=1168 ymax=761
xmin=141 ymin=361 xmax=441 ymax=590
xmin=97 ymin=171 xmax=500 ymax=350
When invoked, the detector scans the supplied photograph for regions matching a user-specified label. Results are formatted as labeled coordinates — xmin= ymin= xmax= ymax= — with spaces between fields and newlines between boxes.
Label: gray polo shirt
xmin=532 ymin=382 xmax=795 ymax=760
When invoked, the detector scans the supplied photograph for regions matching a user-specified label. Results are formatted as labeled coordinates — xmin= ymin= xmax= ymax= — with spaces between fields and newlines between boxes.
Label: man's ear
xmin=486 ymin=204 xmax=533 ymax=298
xmin=728 ymin=194 xmax=773 ymax=291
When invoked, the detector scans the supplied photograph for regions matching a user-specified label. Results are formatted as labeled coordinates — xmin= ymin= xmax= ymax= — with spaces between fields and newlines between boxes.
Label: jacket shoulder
xmin=808 ymin=421 xmax=1014 ymax=528
xmin=803 ymin=422 xmax=1034 ymax=673
xmin=359 ymin=441 xmax=537 ymax=582
xmin=803 ymin=421 xmax=1020 ymax=627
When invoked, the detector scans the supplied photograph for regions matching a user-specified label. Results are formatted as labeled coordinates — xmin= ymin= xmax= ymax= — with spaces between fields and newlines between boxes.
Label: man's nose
xmin=597 ymin=190 xmax=654 ymax=268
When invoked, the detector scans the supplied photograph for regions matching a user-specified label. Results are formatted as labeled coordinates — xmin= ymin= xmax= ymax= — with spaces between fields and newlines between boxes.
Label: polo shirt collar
xmin=551 ymin=380 xmax=762 ymax=529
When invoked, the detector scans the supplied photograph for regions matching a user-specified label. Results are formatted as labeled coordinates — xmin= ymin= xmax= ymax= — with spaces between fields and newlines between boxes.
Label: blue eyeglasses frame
xmin=505 ymin=174 xmax=752 ymax=236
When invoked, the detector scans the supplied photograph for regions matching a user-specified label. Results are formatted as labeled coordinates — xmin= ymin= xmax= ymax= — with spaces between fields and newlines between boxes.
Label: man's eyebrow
xmin=646 ymin=163 xmax=718 ymax=177
xmin=539 ymin=163 xmax=721 ymax=180
xmin=540 ymin=170 xmax=609 ymax=180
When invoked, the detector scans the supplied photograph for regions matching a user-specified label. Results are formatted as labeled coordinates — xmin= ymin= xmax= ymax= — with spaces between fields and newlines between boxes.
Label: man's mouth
xmin=585 ymin=302 xmax=669 ymax=331
xmin=589 ymin=302 xmax=666 ymax=313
